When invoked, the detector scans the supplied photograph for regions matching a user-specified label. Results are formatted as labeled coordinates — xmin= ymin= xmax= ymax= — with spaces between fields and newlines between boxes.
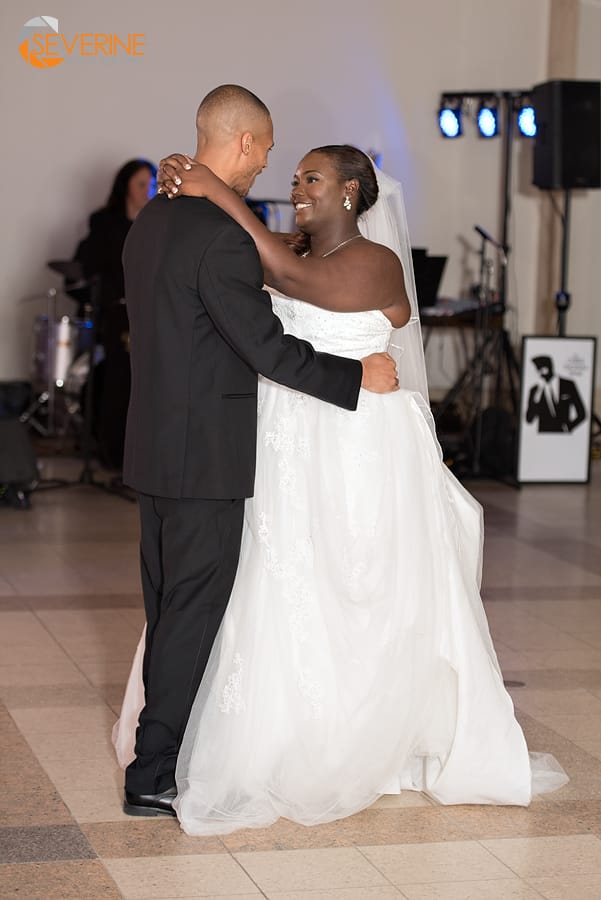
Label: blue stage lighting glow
xmin=517 ymin=105 xmax=537 ymax=137
xmin=477 ymin=106 xmax=498 ymax=138
xmin=439 ymin=107 xmax=461 ymax=138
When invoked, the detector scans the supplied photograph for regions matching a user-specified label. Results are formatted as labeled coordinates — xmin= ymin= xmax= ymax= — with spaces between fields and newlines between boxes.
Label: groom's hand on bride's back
xmin=360 ymin=353 xmax=399 ymax=393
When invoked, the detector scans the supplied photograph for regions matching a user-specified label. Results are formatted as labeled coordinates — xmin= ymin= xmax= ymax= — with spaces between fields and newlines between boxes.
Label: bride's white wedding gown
xmin=114 ymin=294 xmax=567 ymax=835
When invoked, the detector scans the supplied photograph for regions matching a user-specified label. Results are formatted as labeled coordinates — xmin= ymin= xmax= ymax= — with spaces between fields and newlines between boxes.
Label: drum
xmin=31 ymin=315 xmax=93 ymax=387
xmin=63 ymin=346 xmax=105 ymax=415
xmin=63 ymin=351 xmax=89 ymax=405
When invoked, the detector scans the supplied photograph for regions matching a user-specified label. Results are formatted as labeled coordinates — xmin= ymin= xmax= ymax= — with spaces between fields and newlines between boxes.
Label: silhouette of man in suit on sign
xmin=525 ymin=355 xmax=586 ymax=433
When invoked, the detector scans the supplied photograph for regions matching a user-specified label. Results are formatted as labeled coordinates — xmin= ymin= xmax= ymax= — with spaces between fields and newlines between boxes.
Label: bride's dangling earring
xmin=343 ymin=195 xmax=352 ymax=211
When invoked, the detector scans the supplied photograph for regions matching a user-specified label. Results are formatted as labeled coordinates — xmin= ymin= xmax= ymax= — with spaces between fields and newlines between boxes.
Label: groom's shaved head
xmin=196 ymin=84 xmax=271 ymax=143
xmin=194 ymin=84 xmax=273 ymax=196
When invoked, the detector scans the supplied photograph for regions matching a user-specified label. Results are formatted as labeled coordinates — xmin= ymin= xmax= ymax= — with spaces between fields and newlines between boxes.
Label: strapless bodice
xmin=270 ymin=294 xmax=392 ymax=360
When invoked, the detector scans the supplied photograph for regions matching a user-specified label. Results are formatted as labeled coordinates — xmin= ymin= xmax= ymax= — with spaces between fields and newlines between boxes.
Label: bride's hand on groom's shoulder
xmin=157 ymin=154 xmax=215 ymax=200
xmin=157 ymin=153 xmax=192 ymax=197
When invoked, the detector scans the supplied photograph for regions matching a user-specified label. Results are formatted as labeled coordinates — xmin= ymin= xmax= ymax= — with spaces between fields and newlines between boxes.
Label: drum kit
xmin=15 ymin=260 xmax=136 ymax=504
xmin=20 ymin=260 xmax=100 ymax=437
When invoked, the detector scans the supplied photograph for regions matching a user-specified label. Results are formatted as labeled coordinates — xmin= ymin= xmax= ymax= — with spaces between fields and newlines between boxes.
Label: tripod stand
xmin=34 ymin=275 xmax=136 ymax=503
xmin=434 ymin=316 xmax=521 ymax=478
xmin=433 ymin=229 xmax=521 ymax=479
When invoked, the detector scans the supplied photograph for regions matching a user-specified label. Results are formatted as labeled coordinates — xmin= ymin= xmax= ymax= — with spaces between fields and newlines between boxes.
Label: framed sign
xmin=517 ymin=336 xmax=597 ymax=483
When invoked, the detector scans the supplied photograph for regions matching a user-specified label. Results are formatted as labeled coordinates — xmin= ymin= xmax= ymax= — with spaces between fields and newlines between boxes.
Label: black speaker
xmin=0 ymin=420 xmax=36 ymax=509
xmin=533 ymin=80 xmax=601 ymax=190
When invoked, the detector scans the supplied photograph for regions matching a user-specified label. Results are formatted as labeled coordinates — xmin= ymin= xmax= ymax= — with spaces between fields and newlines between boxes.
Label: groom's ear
xmin=241 ymin=132 xmax=253 ymax=156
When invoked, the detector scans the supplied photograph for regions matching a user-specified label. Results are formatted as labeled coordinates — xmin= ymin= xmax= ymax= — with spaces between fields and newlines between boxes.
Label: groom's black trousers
xmin=125 ymin=493 xmax=245 ymax=795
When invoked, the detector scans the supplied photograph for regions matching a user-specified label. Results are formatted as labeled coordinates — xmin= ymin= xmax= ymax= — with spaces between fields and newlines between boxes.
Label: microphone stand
xmin=436 ymin=223 xmax=519 ymax=482
xmin=471 ymin=234 xmax=495 ymax=476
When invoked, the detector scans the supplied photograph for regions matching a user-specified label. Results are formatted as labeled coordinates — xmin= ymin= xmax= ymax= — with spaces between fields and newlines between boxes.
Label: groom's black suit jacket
xmin=122 ymin=194 xmax=362 ymax=499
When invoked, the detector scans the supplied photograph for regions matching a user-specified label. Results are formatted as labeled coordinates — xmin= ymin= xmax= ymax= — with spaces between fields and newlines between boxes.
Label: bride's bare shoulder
xmin=352 ymin=239 xmax=404 ymax=283
xmin=355 ymin=238 xmax=401 ymax=264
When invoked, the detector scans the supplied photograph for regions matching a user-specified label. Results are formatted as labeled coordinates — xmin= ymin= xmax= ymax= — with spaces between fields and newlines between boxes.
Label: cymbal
xmin=47 ymin=259 xmax=85 ymax=280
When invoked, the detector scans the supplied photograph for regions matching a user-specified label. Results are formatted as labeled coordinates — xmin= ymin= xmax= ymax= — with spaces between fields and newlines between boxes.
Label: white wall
xmin=0 ymin=0 xmax=562 ymax=387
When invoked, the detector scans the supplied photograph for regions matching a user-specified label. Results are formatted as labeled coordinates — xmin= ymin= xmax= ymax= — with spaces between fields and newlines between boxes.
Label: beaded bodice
xmin=270 ymin=294 xmax=392 ymax=360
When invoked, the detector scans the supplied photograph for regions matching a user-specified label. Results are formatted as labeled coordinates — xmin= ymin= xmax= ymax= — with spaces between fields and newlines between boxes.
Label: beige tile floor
xmin=1 ymin=457 xmax=601 ymax=899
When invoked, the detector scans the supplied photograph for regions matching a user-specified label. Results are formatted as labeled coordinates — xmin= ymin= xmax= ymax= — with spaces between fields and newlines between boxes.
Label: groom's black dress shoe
xmin=124 ymin=787 xmax=177 ymax=817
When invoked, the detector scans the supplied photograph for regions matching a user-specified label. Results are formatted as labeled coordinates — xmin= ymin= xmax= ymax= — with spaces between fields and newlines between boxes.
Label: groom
xmin=121 ymin=84 xmax=398 ymax=816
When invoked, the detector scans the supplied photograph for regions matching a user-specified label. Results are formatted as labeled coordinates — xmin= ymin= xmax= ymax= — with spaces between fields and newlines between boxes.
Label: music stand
xmin=412 ymin=251 xmax=447 ymax=310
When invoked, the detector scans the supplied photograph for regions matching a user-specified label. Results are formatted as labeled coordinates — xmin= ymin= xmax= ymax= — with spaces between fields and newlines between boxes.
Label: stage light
xmin=477 ymin=102 xmax=499 ymax=138
xmin=517 ymin=104 xmax=537 ymax=137
xmin=439 ymin=102 xmax=462 ymax=138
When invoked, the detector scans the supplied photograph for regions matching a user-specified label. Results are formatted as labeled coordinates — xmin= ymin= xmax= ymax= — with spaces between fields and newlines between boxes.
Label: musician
xmin=75 ymin=159 xmax=157 ymax=468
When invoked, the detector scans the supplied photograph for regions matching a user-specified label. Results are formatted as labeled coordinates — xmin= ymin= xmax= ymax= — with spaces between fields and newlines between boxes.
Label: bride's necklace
xmin=308 ymin=233 xmax=362 ymax=258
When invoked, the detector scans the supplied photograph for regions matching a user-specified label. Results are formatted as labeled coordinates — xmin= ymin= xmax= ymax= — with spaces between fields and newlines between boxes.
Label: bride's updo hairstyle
xmin=310 ymin=145 xmax=378 ymax=216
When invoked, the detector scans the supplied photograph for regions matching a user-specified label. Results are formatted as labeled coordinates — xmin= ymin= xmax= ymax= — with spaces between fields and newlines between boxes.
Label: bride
xmin=114 ymin=145 xmax=567 ymax=834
